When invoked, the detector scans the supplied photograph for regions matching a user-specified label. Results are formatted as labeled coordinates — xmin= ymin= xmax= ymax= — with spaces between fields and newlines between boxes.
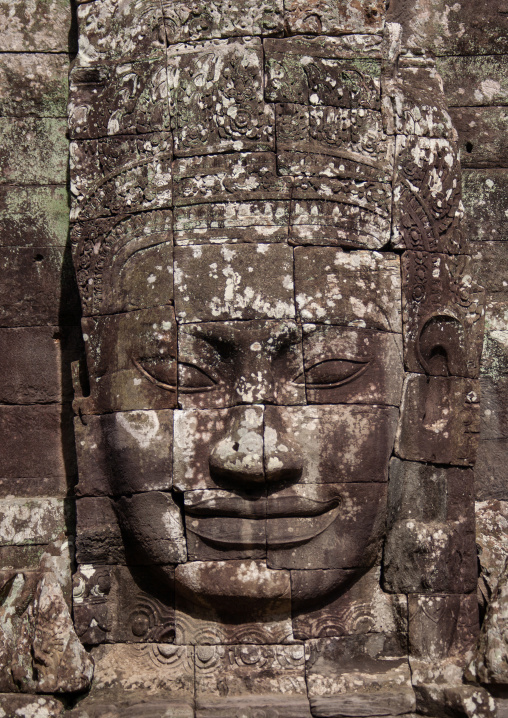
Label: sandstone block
xmin=69 ymin=59 xmax=170 ymax=140
xmin=0 ymin=186 xmax=69 ymax=248
xmin=395 ymin=374 xmax=480 ymax=465
xmin=383 ymin=519 xmax=477 ymax=593
xmin=76 ymin=0 xmax=166 ymax=65
xmin=438 ymin=55 xmax=508 ymax=107
xmin=174 ymin=244 xmax=295 ymax=323
xmin=73 ymin=564 xmax=175 ymax=645
xmin=0 ymin=404 xmax=75 ymax=481
xmin=449 ymin=106 xmax=508 ymax=168
xmin=167 ymin=39 xmax=274 ymax=157
xmin=0 ymin=53 xmax=69 ymax=117
xmin=0 ymin=0 xmax=74 ymax=52
xmin=0 ymin=326 xmax=82 ymax=404
xmin=0 ymin=498 xmax=71 ymax=546
xmin=75 ymin=409 xmax=173 ymax=497
xmin=0 ymin=118 xmax=68 ymax=184
xmin=178 ymin=320 xmax=305 ymax=409
xmin=294 ymin=247 xmax=402 ymax=332
xmin=162 ymin=0 xmax=284 ymax=43
xmin=391 ymin=136 xmax=464 ymax=254
xmin=0 ymin=247 xmax=80 ymax=327
xmin=463 ymin=169 xmax=508 ymax=242
xmin=70 ymin=137 xmax=172 ymax=222
xmin=81 ymin=307 xmax=177 ymax=413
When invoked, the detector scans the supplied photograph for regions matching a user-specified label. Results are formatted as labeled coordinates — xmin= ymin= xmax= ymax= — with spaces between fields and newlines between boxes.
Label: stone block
xmin=70 ymin=137 xmax=172 ymax=222
xmin=175 ymin=560 xmax=291 ymax=631
xmin=75 ymin=496 xmax=125 ymax=564
xmin=387 ymin=458 xmax=474 ymax=528
xmin=184 ymin=490 xmax=266 ymax=562
xmin=463 ymin=169 xmax=508 ymax=242
xmin=174 ymin=244 xmax=295 ymax=323
xmin=391 ymin=136 xmax=464 ymax=254
xmin=409 ymin=593 xmax=479 ymax=660
xmin=73 ymin=564 xmax=175 ymax=645
xmin=167 ymin=38 xmax=274 ymax=157
xmin=301 ymin=325 xmax=404 ymax=406
xmin=174 ymin=405 xmax=264 ymax=491
xmin=76 ymin=0 xmax=166 ymax=65
xmin=173 ymin=152 xmax=291 ymax=208
xmin=75 ymin=643 xmax=194 ymax=714
xmin=294 ymin=247 xmax=402 ymax=332
xmin=284 ymin=0 xmax=385 ymax=35
xmin=175 ymin=586 xmax=293 ymax=645
xmin=395 ymin=374 xmax=480 ymax=465
xmin=292 ymin=566 xmax=408 ymax=641
xmin=279 ymin=152 xmax=393 ymax=191
xmin=476 ymin=439 xmax=508 ymax=502
xmin=449 ymin=106 xmax=508 ymax=168
xmin=68 ymin=59 xmax=170 ymax=140
xmin=0 ymin=498 xmax=71 ymax=546
xmin=195 ymin=644 xmax=310 ymax=717
xmin=81 ymin=307 xmax=177 ymax=413
xmin=289 ymin=179 xmax=392 ymax=250
xmin=265 ymin=404 xmax=399 ymax=484
xmin=437 ymin=55 xmax=508 ymax=107
xmin=115 ymin=491 xmax=187 ymax=565
xmin=266 ymin=483 xmax=387 ymax=570
xmin=0 ymin=326 xmax=82 ymax=404
xmin=265 ymin=39 xmax=381 ymax=108
xmin=178 ymin=320 xmax=305 ymax=409
xmin=0 ymin=247 xmax=80 ymax=327
xmin=174 ymin=404 xmax=398 ymax=491
xmin=472 ymin=241 xmax=508 ymax=298
xmin=0 ymin=0 xmax=74 ymax=52
xmin=383 ymin=519 xmax=477 ymax=593
xmin=387 ymin=0 xmax=508 ymax=56
xmin=75 ymin=409 xmax=173 ymax=497
xmin=0 ymin=544 xmax=47 ymax=570
xmin=174 ymin=201 xmax=291 ymax=246
xmin=73 ymin=215 xmax=173 ymax=318
xmin=475 ymin=500 xmax=508 ymax=596
xmin=0 ymin=53 xmax=69 ymax=117
xmin=0 ymin=118 xmax=68 ymax=184
xmin=162 ymin=0 xmax=284 ymax=43
xmin=383 ymin=60 xmax=456 ymax=139
xmin=0 ymin=404 xmax=75 ymax=481
xmin=0 ymin=695 xmax=65 ymax=716
xmin=402 ymin=252 xmax=485 ymax=378
xmin=306 ymin=635 xmax=416 ymax=717
xmin=0 ymin=185 xmax=69 ymax=248
xmin=275 ymin=105 xmax=394 ymax=182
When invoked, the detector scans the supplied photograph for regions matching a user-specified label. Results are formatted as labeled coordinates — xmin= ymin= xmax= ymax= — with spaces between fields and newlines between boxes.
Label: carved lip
xmin=185 ymin=494 xmax=340 ymax=518
xmin=185 ymin=495 xmax=341 ymax=548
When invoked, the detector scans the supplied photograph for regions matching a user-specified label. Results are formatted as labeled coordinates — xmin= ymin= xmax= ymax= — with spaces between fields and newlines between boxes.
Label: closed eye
xmin=178 ymin=363 xmax=216 ymax=393
xmin=133 ymin=356 xmax=176 ymax=391
xmin=295 ymin=359 xmax=369 ymax=388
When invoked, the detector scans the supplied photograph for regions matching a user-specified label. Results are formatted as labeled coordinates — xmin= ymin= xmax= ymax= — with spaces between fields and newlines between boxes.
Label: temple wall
xmin=0 ymin=0 xmax=507 ymax=715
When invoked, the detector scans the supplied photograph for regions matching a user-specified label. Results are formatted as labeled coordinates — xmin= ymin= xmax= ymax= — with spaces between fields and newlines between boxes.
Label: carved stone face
xmin=70 ymin=14 xmax=482 ymax=644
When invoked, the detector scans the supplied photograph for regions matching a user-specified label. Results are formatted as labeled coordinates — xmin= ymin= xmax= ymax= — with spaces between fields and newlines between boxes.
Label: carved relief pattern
xmin=67 ymin=2 xmax=484 ymax=715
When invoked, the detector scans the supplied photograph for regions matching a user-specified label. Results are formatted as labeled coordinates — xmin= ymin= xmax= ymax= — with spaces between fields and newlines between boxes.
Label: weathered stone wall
xmin=0 ymin=2 xmax=92 ymax=713
xmin=0 ymin=0 xmax=507 ymax=716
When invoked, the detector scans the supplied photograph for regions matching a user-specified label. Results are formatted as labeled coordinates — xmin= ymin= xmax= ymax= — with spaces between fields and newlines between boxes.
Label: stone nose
xmin=208 ymin=405 xmax=304 ymax=488
xmin=209 ymin=405 xmax=265 ymax=486
xmin=263 ymin=418 xmax=304 ymax=485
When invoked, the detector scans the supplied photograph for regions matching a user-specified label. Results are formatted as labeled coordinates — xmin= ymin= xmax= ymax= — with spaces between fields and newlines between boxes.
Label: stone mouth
xmin=185 ymin=495 xmax=341 ymax=548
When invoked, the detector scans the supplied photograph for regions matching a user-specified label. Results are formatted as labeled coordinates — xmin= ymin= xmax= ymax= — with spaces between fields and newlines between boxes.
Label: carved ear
xmin=417 ymin=315 xmax=467 ymax=377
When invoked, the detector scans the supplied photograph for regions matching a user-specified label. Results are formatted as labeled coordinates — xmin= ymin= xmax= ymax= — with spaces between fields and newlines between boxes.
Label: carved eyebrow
xmin=183 ymin=325 xmax=238 ymax=355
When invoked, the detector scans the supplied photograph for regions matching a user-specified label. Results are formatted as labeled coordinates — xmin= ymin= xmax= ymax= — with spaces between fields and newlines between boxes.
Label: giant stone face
xmin=69 ymin=2 xmax=484 ymax=713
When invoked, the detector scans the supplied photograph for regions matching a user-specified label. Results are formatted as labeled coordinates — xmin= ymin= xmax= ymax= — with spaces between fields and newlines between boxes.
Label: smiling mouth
xmin=184 ymin=494 xmax=341 ymax=549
